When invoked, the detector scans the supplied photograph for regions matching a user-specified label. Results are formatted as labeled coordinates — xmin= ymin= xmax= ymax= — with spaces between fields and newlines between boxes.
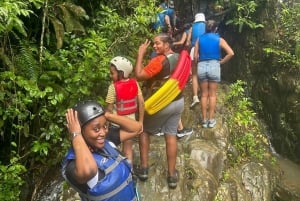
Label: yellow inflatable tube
xmin=145 ymin=50 xmax=191 ymax=115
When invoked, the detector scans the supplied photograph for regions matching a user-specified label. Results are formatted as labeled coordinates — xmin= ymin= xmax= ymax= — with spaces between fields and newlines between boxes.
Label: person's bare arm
xmin=105 ymin=103 xmax=114 ymax=113
xmin=135 ymin=39 xmax=151 ymax=81
xmin=220 ymin=38 xmax=234 ymax=64
xmin=173 ymin=32 xmax=187 ymax=46
xmin=194 ymin=38 xmax=199 ymax=63
xmin=104 ymin=112 xmax=142 ymax=142
xmin=137 ymin=93 xmax=144 ymax=124
xmin=185 ymin=27 xmax=192 ymax=47
xmin=66 ymin=109 xmax=98 ymax=184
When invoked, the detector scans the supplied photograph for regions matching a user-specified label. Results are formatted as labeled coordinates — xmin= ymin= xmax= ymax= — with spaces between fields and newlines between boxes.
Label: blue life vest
xmin=62 ymin=141 xmax=136 ymax=201
xmin=152 ymin=10 xmax=167 ymax=30
xmin=199 ymin=33 xmax=220 ymax=61
xmin=191 ymin=22 xmax=206 ymax=47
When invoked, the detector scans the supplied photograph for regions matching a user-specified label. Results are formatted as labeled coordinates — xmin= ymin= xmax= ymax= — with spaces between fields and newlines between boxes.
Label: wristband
xmin=70 ymin=132 xmax=81 ymax=141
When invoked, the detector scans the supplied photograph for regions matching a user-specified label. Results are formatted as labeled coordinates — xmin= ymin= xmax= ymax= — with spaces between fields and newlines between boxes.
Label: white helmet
xmin=110 ymin=56 xmax=133 ymax=78
xmin=194 ymin=13 xmax=205 ymax=22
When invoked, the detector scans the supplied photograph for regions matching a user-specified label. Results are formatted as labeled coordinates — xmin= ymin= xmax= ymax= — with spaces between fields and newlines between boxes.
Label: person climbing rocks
xmin=105 ymin=56 xmax=144 ymax=164
xmin=134 ymin=33 xmax=183 ymax=189
xmin=186 ymin=13 xmax=207 ymax=109
xmin=194 ymin=20 xmax=234 ymax=128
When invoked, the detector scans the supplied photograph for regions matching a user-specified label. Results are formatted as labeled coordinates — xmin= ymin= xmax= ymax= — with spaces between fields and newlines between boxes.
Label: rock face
xmin=129 ymin=84 xmax=280 ymax=201
xmin=44 ymin=83 xmax=300 ymax=201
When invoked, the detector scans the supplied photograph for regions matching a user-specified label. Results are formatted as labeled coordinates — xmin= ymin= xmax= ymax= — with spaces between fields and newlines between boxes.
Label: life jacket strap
xmin=85 ymin=173 xmax=134 ymax=201
xmin=104 ymin=154 xmax=124 ymax=175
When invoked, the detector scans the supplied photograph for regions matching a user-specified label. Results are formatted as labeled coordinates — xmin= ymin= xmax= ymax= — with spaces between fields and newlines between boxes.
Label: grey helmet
xmin=110 ymin=56 xmax=133 ymax=78
xmin=73 ymin=100 xmax=105 ymax=127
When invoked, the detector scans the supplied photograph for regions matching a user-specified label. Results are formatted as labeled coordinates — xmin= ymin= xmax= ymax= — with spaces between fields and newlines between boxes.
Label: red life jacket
xmin=114 ymin=79 xmax=138 ymax=115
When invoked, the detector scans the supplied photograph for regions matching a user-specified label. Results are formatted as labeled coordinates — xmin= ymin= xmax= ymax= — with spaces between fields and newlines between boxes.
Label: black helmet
xmin=73 ymin=100 xmax=105 ymax=127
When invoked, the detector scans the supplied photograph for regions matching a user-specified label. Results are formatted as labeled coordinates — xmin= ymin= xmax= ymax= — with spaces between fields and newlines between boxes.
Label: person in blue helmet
xmin=62 ymin=100 xmax=142 ymax=201
xmin=186 ymin=13 xmax=206 ymax=109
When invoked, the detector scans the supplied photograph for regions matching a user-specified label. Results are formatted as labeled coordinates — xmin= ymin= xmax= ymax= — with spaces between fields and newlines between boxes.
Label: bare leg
xmin=139 ymin=131 xmax=150 ymax=168
xmin=192 ymin=73 xmax=198 ymax=98
xmin=122 ymin=139 xmax=133 ymax=163
xmin=208 ymin=82 xmax=218 ymax=119
xmin=200 ymin=81 xmax=209 ymax=121
xmin=164 ymin=134 xmax=177 ymax=176
xmin=190 ymin=61 xmax=200 ymax=108
xmin=177 ymin=118 xmax=183 ymax=131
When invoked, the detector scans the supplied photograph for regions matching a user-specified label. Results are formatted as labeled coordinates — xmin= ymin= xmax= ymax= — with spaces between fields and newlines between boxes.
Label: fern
xmin=15 ymin=42 xmax=40 ymax=81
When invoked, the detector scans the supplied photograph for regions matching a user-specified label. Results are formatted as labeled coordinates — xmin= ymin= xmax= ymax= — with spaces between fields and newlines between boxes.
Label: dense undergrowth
xmin=0 ymin=0 xmax=298 ymax=200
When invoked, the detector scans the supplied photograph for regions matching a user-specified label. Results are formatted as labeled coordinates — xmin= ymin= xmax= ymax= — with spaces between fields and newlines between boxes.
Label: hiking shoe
xmin=167 ymin=169 xmax=179 ymax=189
xmin=202 ymin=120 xmax=208 ymax=128
xmin=208 ymin=119 xmax=216 ymax=128
xmin=190 ymin=96 xmax=200 ymax=109
xmin=134 ymin=166 xmax=148 ymax=181
xmin=177 ymin=127 xmax=193 ymax=138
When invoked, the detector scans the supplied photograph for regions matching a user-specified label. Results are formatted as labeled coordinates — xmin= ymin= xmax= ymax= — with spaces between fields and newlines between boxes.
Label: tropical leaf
xmin=49 ymin=16 xmax=64 ymax=49
xmin=56 ymin=3 xmax=86 ymax=33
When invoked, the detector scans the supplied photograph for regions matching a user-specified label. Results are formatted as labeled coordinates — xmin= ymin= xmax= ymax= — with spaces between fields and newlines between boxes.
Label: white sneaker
xmin=208 ymin=119 xmax=216 ymax=128
xmin=190 ymin=96 xmax=200 ymax=109
xmin=154 ymin=132 xmax=164 ymax=136
xmin=177 ymin=128 xmax=193 ymax=138
xmin=202 ymin=120 xmax=208 ymax=128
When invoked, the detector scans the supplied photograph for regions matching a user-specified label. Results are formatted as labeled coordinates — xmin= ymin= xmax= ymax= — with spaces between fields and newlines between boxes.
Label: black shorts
xmin=106 ymin=124 xmax=121 ymax=146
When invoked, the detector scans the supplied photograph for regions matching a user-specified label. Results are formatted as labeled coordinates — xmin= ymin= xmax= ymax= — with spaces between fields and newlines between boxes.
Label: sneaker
xmin=167 ymin=169 xmax=179 ymax=189
xmin=154 ymin=132 xmax=164 ymax=136
xmin=208 ymin=119 xmax=216 ymax=128
xmin=202 ymin=120 xmax=208 ymax=128
xmin=190 ymin=96 xmax=200 ymax=109
xmin=177 ymin=127 xmax=193 ymax=138
xmin=134 ymin=165 xmax=148 ymax=181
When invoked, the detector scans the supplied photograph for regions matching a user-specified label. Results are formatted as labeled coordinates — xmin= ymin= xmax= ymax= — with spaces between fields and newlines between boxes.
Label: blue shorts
xmin=197 ymin=60 xmax=221 ymax=82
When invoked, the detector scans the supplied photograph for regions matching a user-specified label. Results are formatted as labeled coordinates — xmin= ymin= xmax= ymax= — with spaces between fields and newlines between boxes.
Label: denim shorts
xmin=197 ymin=60 xmax=221 ymax=82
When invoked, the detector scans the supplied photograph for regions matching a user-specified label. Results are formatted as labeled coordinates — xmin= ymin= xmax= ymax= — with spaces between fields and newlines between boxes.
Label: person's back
xmin=199 ymin=33 xmax=220 ymax=61
xmin=172 ymin=23 xmax=191 ymax=53
xmin=152 ymin=10 xmax=167 ymax=30
xmin=188 ymin=13 xmax=206 ymax=109
xmin=151 ymin=3 xmax=172 ymax=34
xmin=105 ymin=56 xmax=144 ymax=163
xmin=191 ymin=13 xmax=206 ymax=47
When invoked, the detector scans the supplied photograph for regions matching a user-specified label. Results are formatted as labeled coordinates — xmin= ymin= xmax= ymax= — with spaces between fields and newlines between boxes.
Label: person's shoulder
xmin=151 ymin=55 xmax=166 ymax=65
xmin=153 ymin=54 xmax=166 ymax=61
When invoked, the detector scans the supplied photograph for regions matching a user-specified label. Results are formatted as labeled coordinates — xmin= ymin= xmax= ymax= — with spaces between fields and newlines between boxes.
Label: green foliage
xmin=225 ymin=0 xmax=264 ymax=32
xmin=263 ymin=3 xmax=300 ymax=71
xmin=0 ymin=155 xmax=26 ymax=201
xmin=0 ymin=0 xmax=33 ymax=37
xmin=94 ymin=1 xmax=156 ymax=59
xmin=225 ymin=80 xmax=270 ymax=164
xmin=0 ymin=1 xmax=160 ymax=200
